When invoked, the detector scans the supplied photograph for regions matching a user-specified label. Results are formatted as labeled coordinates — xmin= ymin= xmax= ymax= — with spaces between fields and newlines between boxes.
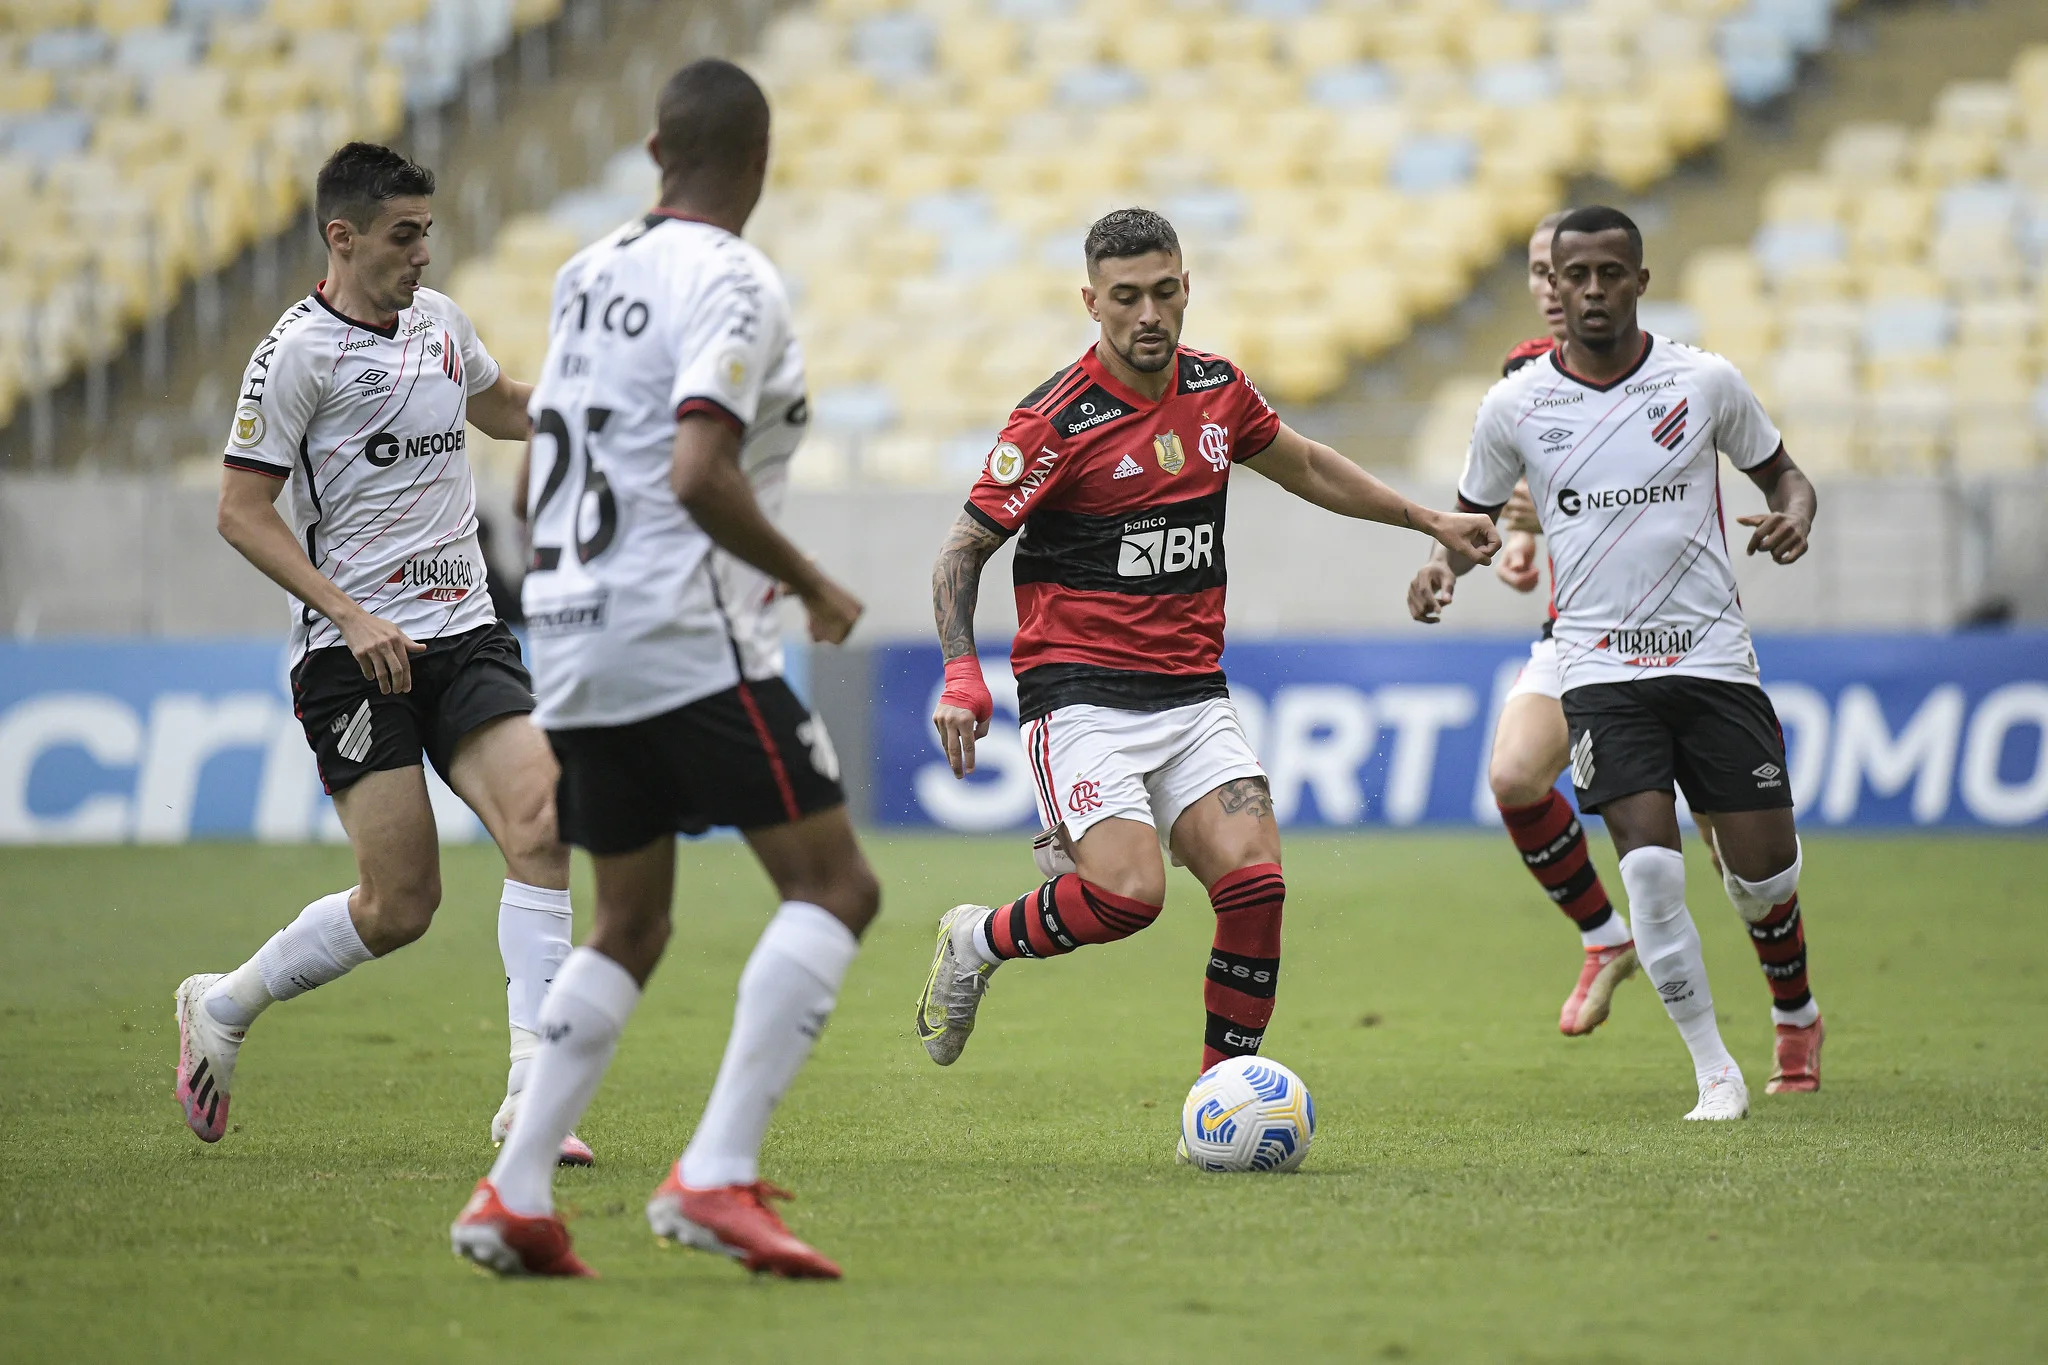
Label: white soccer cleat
xmin=1684 ymin=1065 xmax=1750 ymax=1121
xmin=914 ymin=905 xmax=1000 ymax=1066
xmin=490 ymin=1093 xmax=595 ymax=1167
xmin=174 ymin=974 xmax=245 ymax=1143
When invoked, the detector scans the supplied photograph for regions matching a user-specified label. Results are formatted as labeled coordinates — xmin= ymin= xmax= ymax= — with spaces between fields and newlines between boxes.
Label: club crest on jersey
xmin=1154 ymin=431 xmax=1186 ymax=475
xmin=1067 ymin=780 xmax=1103 ymax=815
xmin=1198 ymin=422 xmax=1230 ymax=471
xmin=989 ymin=441 xmax=1026 ymax=484
xmin=1649 ymin=398 xmax=1688 ymax=450
xmin=231 ymin=403 xmax=265 ymax=448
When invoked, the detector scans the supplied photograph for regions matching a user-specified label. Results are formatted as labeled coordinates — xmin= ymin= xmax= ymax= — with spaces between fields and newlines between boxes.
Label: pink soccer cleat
xmin=1560 ymin=943 xmax=1638 ymax=1036
xmin=645 ymin=1165 xmax=842 ymax=1279
xmin=1766 ymin=1016 xmax=1824 ymax=1093
xmin=174 ymin=974 xmax=243 ymax=1143
xmin=450 ymin=1180 xmax=594 ymax=1277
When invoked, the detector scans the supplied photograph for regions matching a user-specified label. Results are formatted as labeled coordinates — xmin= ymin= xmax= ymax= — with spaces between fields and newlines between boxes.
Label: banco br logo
xmin=1117 ymin=522 xmax=1215 ymax=577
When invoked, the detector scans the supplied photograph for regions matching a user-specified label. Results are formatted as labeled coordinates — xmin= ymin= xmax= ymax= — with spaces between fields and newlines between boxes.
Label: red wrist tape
xmin=940 ymin=655 xmax=993 ymax=724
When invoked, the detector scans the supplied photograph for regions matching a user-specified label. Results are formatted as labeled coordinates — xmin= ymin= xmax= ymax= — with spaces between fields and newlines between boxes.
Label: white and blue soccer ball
xmin=1179 ymin=1056 xmax=1315 ymax=1173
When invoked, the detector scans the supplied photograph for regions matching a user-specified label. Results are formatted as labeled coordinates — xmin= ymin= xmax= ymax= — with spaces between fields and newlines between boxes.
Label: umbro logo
xmin=1539 ymin=428 xmax=1571 ymax=444
xmin=1112 ymin=454 xmax=1143 ymax=479
xmin=1753 ymin=762 xmax=1784 ymax=788
xmin=354 ymin=369 xmax=390 ymax=387
xmin=1657 ymin=979 xmax=1693 ymax=1001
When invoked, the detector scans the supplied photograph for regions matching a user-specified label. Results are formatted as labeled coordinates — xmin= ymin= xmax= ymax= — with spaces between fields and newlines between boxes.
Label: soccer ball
xmin=1178 ymin=1056 xmax=1315 ymax=1173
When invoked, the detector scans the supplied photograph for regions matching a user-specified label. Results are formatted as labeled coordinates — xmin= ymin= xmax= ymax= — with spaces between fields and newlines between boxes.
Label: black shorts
xmin=1563 ymin=676 xmax=1793 ymax=815
xmin=290 ymin=620 xmax=535 ymax=794
xmin=548 ymin=677 xmax=845 ymax=855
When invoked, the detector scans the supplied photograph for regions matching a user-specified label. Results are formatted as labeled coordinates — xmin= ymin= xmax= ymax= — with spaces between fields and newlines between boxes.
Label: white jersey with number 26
xmin=1458 ymin=335 xmax=1785 ymax=695
xmin=522 ymin=211 xmax=809 ymax=730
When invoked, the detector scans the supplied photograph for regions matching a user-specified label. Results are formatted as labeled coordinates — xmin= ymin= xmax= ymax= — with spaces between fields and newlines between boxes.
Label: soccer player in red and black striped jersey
xmin=913 ymin=208 xmax=1498 ymax=1080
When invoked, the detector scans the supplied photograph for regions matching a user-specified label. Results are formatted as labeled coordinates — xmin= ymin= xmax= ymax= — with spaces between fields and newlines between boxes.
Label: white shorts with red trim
xmin=1505 ymin=635 xmax=1562 ymax=703
xmin=1022 ymin=699 xmax=1265 ymax=853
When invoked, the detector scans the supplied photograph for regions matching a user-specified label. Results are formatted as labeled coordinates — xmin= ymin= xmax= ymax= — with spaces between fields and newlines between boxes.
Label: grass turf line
xmin=1 ymin=834 xmax=2043 ymax=1363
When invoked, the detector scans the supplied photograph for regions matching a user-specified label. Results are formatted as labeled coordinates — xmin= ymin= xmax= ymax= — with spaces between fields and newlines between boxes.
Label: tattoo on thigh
xmin=1216 ymin=778 xmax=1273 ymax=819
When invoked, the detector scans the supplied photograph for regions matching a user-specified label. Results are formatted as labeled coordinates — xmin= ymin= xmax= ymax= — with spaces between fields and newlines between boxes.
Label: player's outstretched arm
xmin=1246 ymin=423 xmax=1500 ymax=561
xmin=1736 ymin=445 xmax=1817 ymax=564
xmin=216 ymin=467 xmax=425 ymax=693
xmin=669 ymin=413 xmax=863 ymax=644
xmin=929 ymin=511 xmax=1005 ymax=778
xmin=465 ymin=371 xmax=534 ymax=442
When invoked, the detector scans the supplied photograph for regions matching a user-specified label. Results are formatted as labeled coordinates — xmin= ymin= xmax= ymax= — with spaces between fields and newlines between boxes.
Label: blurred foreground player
xmin=177 ymin=142 xmax=591 ymax=1166
xmin=915 ymin=208 xmax=1499 ymax=1081
xmin=453 ymin=60 xmax=876 ymax=1280
xmin=1416 ymin=207 xmax=1823 ymax=1117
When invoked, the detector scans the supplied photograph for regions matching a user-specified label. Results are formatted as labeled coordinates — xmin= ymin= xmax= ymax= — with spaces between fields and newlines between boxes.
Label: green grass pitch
xmin=3 ymin=833 xmax=2044 ymax=1363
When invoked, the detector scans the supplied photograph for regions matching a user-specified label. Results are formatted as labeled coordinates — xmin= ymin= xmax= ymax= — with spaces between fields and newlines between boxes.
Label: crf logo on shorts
xmin=1067 ymin=780 xmax=1103 ymax=815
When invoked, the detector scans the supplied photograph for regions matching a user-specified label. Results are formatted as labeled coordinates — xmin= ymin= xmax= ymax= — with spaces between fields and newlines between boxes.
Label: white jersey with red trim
xmin=521 ymin=211 xmax=809 ymax=730
xmin=222 ymin=285 xmax=501 ymax=664
xmin=1458 ymin=334 xmax=1784 ymax=694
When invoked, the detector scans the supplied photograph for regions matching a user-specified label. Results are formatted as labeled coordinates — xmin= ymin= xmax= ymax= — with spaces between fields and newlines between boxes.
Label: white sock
xmin=1619 ymin=846 xmax=1739 ymax=1084
xmin=679 ymin=901 xmax=860 ymax=1189
xmin=499 ymin=880 xmax=574 ymax=1074
xmin=1581 ymin=910 xmax=1633 ymax=950
xmin=968 ymin=907 xmax=1005 ymax=968
xmin=205 ymin=889 xmax=370 ymax=1029
xmin=506 ymin=1029 xmax=536 ymax=1100
xmin=489 ymin=947 xmax=640 ymax=1216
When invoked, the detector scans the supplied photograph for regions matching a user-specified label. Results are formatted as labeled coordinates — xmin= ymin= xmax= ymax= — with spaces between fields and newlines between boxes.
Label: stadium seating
xmin=1414 ymin=44 xmax=2048 ymax=481
xmin=448 ymin=0 xmax=1839 ymax=488
xmin=0 ymin=0 xmax=563 ymax=433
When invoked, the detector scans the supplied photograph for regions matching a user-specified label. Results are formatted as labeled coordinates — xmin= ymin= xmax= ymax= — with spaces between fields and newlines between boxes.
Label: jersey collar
xmin=313 ymin=282 xmax=401 ymax=339
xmin=645 ymin=207 xmax=735 ymax=237
xmin=1549 ymin=332 xmax=1654 ymax=392
xmin=1079 ymin=343 xmax=1177 ymax=410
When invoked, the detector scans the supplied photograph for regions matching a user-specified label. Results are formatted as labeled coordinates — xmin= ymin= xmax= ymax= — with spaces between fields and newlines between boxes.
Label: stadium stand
xmin=440 ymin=0 xmax=1880 ymax=488
xmin=0 ymin=0 xmax=565 ymax=435
xmin=1413 ymin=41 xmax=2048 ymax=479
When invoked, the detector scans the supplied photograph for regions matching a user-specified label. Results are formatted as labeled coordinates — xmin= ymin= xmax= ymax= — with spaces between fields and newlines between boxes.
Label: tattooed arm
xmin=931 ymin=510 xmax=1008 ymax=777
xmin=934 ymin=511 xmax=1005 ymax=662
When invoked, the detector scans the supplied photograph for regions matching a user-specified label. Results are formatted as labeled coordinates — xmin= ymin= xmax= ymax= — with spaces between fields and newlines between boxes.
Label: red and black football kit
xmin=963 ymin=345 xmax=1283 ymax=723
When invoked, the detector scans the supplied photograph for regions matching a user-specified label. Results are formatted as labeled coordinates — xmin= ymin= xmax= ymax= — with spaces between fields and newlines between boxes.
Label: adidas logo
xmin=1112 ymin=453 xmax=1143 ymax=479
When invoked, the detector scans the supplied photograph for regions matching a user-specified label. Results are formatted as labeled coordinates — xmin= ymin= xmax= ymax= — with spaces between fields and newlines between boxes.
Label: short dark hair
xmin=1084 ymin=207 xmax=1180 ymax=270
xmin=655 ymin=58 xmax=771 ymax=181
xmin=1550 ymin=205 xmax=1643 ymax=264
xmin=314 ymin=142 xmax=434 ymax=239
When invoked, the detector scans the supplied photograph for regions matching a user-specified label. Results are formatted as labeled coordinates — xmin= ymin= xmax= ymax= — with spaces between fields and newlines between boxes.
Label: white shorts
xmin=1505 ymin=635 xmax=1562 ymax=703
xmin=1022 ymin=698 xmax=1266 ymax=852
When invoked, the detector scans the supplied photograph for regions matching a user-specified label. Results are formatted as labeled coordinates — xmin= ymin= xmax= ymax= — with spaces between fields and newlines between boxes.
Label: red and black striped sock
xmin=1747 ymin=894 xmax=1812 ymax=1016
xmin=1498 ymin=792 xmax=1617 ymax=934
xmin=981 ymin=875 xmax=1161 ymax=961
xmin=1203 ymin=863 xmax=1284 ymax=1073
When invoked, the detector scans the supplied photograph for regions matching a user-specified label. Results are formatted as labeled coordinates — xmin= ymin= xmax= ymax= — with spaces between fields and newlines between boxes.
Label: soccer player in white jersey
xmin=174 ymin=143 xmax=593 ymax=1166
xmin=1413 ymin=206 xmax=1824 ymax=1118
xmin=451 ymin=60 xmax=877 ymax=1281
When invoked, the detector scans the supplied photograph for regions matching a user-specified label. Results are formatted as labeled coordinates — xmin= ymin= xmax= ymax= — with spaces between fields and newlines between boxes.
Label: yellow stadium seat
xmin=93 ymin=0 xmax=167 ymax=32
xmin=1650 ymin=59 xmax=1729 ymax=154
xmin=2013 ymin=45 xmax=2048 ymax=106
xmin=1780 ymin=299 xmax=1860 ymax=350
xmin=1761 ymin=171 xmax=1844 ymax=226
xmin=1861 ymin=384 xmax=1950 ymax=472
xmin=1280 ymin=13 xmax=1363 ymax=72
xmin=1933 ymin=79 xmax=2016 ymax=138
xmin=880 ymin=150 xmax=965 ymax=199
xmin=1108 ymin=17 xmax=1199 ymax=74
xmin=1857 ymin=262 xmax=1943 ymax=301
xmin=937 ymin=17 xmax=1018 ymax=78
xmin=1776 ymin=257 xmax=1854 ymax=302
xmin=1820 ymin=121 xmax=1909 ymax=184
xmin=1379 ymin=8 xmax=1453 ymax=64
xmin=0 ymin=69 xmax=56 ymax=116
xmin=1326 ymin=266 xmax=1409 ymax=359
xmin=1957 ymin=297 xmax=2036 ymax=348
xmin=1847 ymin=182 xmax=1931 ymax=261
xmin=1593 ymin=99 xmax=1673 ymax=192
xmin=1460 ymin=12 xmax=1543 ymax=64
xmin=1911 ymin=127 xmax=2000 ymax=185
xmin=267 ymin=0 xmax=341 ymax=33
xmin=1027 ymin=16 xmax=1107 ymax=74
xmin=1410 ymin=377 xmax=1495 ymax=476
xmin=5 ymin=0 xmax=89 ymax=33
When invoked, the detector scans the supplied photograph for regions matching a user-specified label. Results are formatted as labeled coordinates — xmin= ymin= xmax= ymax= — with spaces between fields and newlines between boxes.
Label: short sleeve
xmin=1229 ymin=368 xmax=1283 ymax=462
xmin=445 ymin=300 xmax=501 ymax=396
xmin=963 ymin=410 xmax=1070 ymax=539
xmin=1700 ymin=352 xmax=1783 ymax=471
xmin=1455 ymin=383 xmax=1524 ymax=512
xmin=223 ymin=330 xmax=319 ymax=476
xmin=668 ymin=261 xmax=779 ymax=434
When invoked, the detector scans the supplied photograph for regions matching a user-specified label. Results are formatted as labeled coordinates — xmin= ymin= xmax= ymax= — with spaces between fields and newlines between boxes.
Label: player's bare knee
xmin=353 ymin=878 xmax=439 ymax=953
xmin=781 ymin=858 xmax=881 ymax=936
xmin=1087 ymin=860 xmax=1166 ymax=908
xmin=1489 ymin=755 xmax=1555 ymax=809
